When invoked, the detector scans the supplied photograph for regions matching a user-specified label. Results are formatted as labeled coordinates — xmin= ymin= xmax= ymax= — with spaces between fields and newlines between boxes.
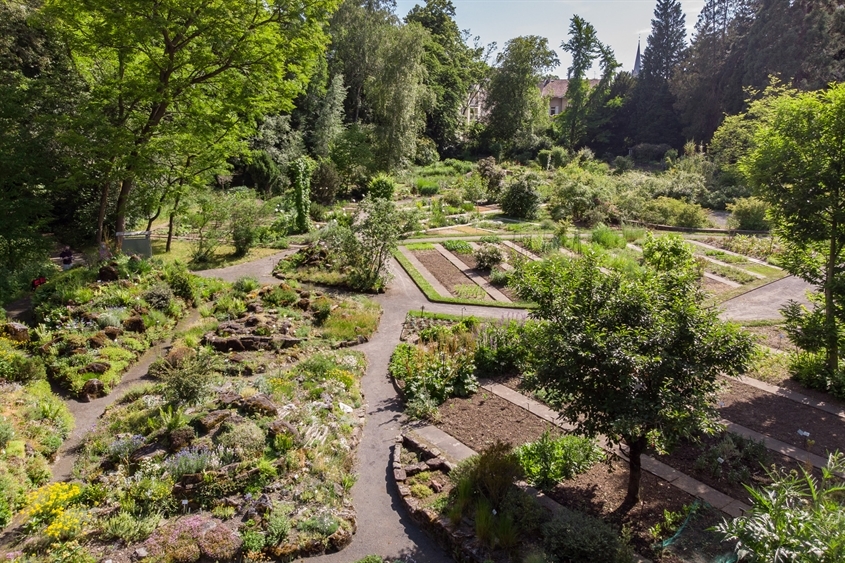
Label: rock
xmin=296 ymin=298 xmax=310 ymax=310
xmin=393 ymin=468 xmax=407 ymax=482
xmin=247 ymin=302 xmax=263 ymax=314
xmin=242 ymin=394 xmax=277 ymax=416
xmin=338 ymin=402 xmax=354 ymax=414
xmin=268 ymin=419 xmax=300 ymax=441
xmin=199 ymin=410 xmax=232 ymax=432
xmin=255 ymin=494 xmax=273 ymax=514
xmin=244 ymin=315 xmax=260 ymax=327
xmin=98 ymin=264 xmax=119 ymax=282
xmin=165 ymin=346 xmax=195 ymax=368
xmin=82 ymin=362 xmax=110 ymax=375
xmin=123 ymin=316 xmax=146 ymax=333
xmin=357 ymin=335 xmax=369 ymax=344
xmin=238 ymin=335 xmax=272 ymax=351
xmin=217 ymin=321 xmax=245 ymax=336
xmin=217 ymin=391 xmax=242 ymax=408
xmin=130 ymin=443 xmax=167 ymax=463
xmin=88 ymin=332 xmax=107 ymax=348
xmin=204 ymin=334 xmax=245 ymax=352
xmin=169 ymin=426 xmax=195 ymax=452
xmin=398 ymin=484 xmax=411 ymax=497
xmin=406 ymin=334 xmax=420 ymax=345
xmin=104 ymin=326 xmax=123 ymax=340
xmin=133 ymin=548 xmax=148 ymax=560
xmin=430 ymin=480 xmax=443 ymax=493
xmin=426 ymin=457 xmax=447 ymax=471
xmin=274 ymin=336 xmax=302 ymax=349
xmin=80 ymin=379 xmax=105 ymax=401
xmin=3 ymin=322 xmax=30 ymax=343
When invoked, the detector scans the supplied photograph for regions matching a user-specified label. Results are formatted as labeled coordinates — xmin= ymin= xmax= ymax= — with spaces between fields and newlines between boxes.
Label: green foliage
xmin=291 ymin=157 xmax=313 ymax=234
xmin=143 ymin=284 xmax=174 ymax=312
xmin=218 ymin=421 xmax=266 ymax=461
xmin=591 ymin=224 xmax=626 ymax=249
xmin=442 ymin=240 xmax=472 ymax=254
xmin=163 ymin=263 xmax=199 ymax=305
xmin=543 ymin=507 xmax=634 ymax=563
xmin=640 ymin=196 xmax=709 ymax=228
xmin=474 ymin=321 xmax=530 ymax=377
xmin=233 ymin=276 xmax=260 ymax=294
xmin=102 ymin=510 xmax=161 ymax=543
xmin=511 ymin=251 xmax=754 ymax=504
xmin=262 ymin=284 xmax=299 ymax=308
xmin=389 ymin=339 xmax=478 ymax=410
xmin=473 ymin=243 xmax=504 ymax=270
xmin=156 ymin=349 xmax=220 ymax=406
xmin=716 ymin=453 xmax=845 ymax=563
xmin=501 ymin=173 xmax=542 ymax=219
xmin=727 ymin=197 xmax=770 ymax=231
xmin=265 ymin=502 xmax=291 ymax=546
xmin=368 ymin=173 xmax=396 ymax=200
xmin=516 ymin=431 xmax=604 ymax=490
xmin=694 ymin=433 xmax=770 ymax=484
xmin=477 ymin=157 xmax=507 ymax=202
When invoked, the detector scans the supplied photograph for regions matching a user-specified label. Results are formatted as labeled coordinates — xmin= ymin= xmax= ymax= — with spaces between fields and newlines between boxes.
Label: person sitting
xmin=59 ymin=246 xmax=73 ymax=271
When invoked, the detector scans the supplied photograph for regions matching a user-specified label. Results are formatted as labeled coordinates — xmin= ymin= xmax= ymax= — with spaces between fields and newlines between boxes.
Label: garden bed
xmin=411 ymin=249 xmax=492 ymax=301
xmin=718 ymin=377 xmax=845 ymax=455
xmin=450 ymin=250 xmax=520 ymax=302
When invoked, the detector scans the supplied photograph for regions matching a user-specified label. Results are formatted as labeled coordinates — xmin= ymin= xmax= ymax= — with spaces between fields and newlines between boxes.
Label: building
xmin=539 ymin=78 xmax=601 ymax=117
xmin=632 ymin=39 xmax=642 ymax=78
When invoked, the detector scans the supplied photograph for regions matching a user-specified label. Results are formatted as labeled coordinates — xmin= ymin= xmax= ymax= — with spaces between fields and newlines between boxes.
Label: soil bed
xmin=742 ymin=325 xmax=796 ymax=351
xmin=702 ymin=276 xmax=734 ymax=297
xmin=718 ymin=377 xmax=845 ymax=455
xmin=435 ymin=391 xmax=734 ymax=562
xmin=411 ymin=249 xmax=491 ymax=300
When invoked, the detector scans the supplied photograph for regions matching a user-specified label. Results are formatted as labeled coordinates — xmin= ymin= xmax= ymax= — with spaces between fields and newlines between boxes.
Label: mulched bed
xmin=718 ymin=376 xmax=845 ymax=455
xmin=702 ymin=276 xmax=734 ymax=296
xmin=450 ymin=250 xmax=520 ymax=302
xmin=435 ymin=391 xmax=736 ymax=562
xmin=411 ymin=249 xmax=491 ymax=300
xmin=436 ymin=392 xmax=554 ymax=450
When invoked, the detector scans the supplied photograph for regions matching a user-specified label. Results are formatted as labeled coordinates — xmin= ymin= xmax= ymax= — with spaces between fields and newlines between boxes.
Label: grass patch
xmin=152 ymin=240 xmax=280 ymax=271
xmin=404 ymin=243 xmax=435 ymax=251
xmin=407 ymin=310 xmax=482 ymax=322
xmin=743 ymin=347 xmax=790 ymax=386
xmin=453 ymin=284 xmax=488 ymax=300
xmin=320 ymin=297 xmax=382 ymax=342
xmin=392 ymin=249 xmax=532 ymax=310
xmin=704 ymin=263 xmax=758 ymax=285
xmin=441 ymin=240 xmax=473 ymax=254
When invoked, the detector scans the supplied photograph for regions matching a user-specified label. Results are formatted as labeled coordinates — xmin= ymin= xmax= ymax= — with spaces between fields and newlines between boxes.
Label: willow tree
xmin=42 ymin=0 xmax=341 ymax=246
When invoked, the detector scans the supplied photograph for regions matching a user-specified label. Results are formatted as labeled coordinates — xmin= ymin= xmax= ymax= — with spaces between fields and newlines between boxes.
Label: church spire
xmin=632 ymin=37 xmax=642 ymax=78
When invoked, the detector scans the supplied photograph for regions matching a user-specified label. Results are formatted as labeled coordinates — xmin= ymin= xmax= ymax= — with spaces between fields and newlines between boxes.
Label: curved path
xmin=719 ymin=275 xmax=813 ymax=322
xmin=194 ymin=256 xmax=525 ymax=562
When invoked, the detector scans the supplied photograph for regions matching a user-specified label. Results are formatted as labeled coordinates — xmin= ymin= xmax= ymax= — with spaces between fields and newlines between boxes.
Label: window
xmin=550 ymin=105 xmax=558 ymax=116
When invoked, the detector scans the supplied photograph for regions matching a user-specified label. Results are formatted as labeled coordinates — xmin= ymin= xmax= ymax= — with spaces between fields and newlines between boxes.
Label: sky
xmin=394 ymin=0 xmax=707 ymax=76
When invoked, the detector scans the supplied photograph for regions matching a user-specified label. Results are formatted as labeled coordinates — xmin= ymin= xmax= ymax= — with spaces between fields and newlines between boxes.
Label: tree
xmin=739 ymin=83 xmax=845 ymax=376
xmin=405 ymin=0 xmax=486 ymax=154
xmin=629 ymin=0 xmax=687 ymax=147
xmin=484 ymin=36 xmax=559 ymax=154
xmin=311 ymin=74 xmax=348 ymax=158
xmin=511 ymin=235 xmax=753 ymax=507
xmin=43 ymin=0 xmax=340 ymax=247
xmin=559 ymin=16 xmax=602 ymax=148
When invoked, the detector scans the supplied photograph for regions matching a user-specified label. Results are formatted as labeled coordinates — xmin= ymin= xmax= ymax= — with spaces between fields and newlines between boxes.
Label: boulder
xmin=268 ymin=419 xmax=300 ymax=442
xmin=80 ymin=378 xmax=105 ymax=401
xmin=103 ymin=326 xmax=123 ymax=340
xmin=123 ymin=316 xmax=146 ymax=333
xmin=204 ymin=334 xmax=245 ymax=353
xmin=169 ymin=427 xmax=196 ymax=452
xmin=199 ymin=410 xmax=232 ymax=432
xmin=242 ymin=394 xmax=278 ymax=416
xmin=165 ymin=346 xmax=195 ymax=368
xmin=246 ymin=302 xmax=263 ymax=314
xmin=274 ymin=336 xmax=303 ymax=349
xmin=217 ymin=391 xmax=242 ymax=408
xmin=3 ymin=322 xmax=30 ymax=343
xmin=88 ymin=332 xmax=107 ymax=348
xmin=296 ymin=298 xmax=310 ymax=310
xmin=98 ymin=264 xmax=119 ymax=282
xmin=82 ymin=362 xmax=110 ymax=375
xmin=129 ymin=442 xmax=167 ymax=463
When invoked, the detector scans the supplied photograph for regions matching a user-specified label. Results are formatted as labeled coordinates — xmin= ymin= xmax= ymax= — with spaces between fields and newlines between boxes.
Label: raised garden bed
xmin=411 ymin=250 xmax=492 ymax=302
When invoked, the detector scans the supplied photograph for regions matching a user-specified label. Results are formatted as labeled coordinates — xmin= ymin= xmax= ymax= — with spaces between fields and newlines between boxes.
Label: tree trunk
xmin=826 ymin=229 xmax=838 ymax=374
xmin=96 ymin=181 xmax=111 ymax=244
xmin=166 ymin=191 xmax=182 ymax=254
xmin=623 ymin=436 xmax=647 ymax=509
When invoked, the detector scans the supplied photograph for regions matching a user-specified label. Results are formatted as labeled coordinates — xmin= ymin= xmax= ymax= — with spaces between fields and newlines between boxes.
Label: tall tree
xmin=512 ymin=236 xmax=753 ymax=507
xmin=43 ymin=0 xmax=340 ymax=246
xmin=405 ymin=0 xmax=485 ymax=155
xmin=484 ymin=35 xmax=558 ymax=154
xmin=559 ymin=15 xmax=602 ymax=148
xmin=629 ymin=0 xmax=687 ymax=147
xmin=739 ymin=84 xmax=845 ymax=376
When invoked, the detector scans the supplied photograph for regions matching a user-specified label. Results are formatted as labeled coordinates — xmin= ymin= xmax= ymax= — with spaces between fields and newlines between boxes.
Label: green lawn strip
xmin=392 ymin=249 xmax=532 ymax=310
xmin=404 ymin=242 xmax=436 ymax=251
xmin=406 ymin=310 xmax=483 ymax=322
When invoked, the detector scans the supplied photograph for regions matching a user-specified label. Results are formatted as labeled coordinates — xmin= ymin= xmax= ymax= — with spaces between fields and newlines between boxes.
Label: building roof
xmin=539 ymin=78 xmax=601 ymax=99
xmin=633 ymin=40 xmax=642 ymax=77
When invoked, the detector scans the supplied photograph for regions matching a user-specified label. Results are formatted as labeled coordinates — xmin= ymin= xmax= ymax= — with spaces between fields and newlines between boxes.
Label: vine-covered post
xmin=290 ymin=157 xmax=313 ymax=234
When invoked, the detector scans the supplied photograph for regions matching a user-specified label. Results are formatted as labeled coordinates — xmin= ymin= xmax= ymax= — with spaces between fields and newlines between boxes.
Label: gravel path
xmin=719 ymin=275 xmax=813 ymax=321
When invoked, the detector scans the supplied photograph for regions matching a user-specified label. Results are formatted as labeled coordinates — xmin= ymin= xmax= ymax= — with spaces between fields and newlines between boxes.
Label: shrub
xmin=311 ymin=159 xmax=342 ymax=205
xmin=312 ymin=296 xmax=332 ymax=324
xmin=217 ymin=421 xmax=266 ymax=461
xmin=265 ymin=503 xmax=292 ymax=546
xmin=543 ymin=508 xmax=634 ymax=563
xmin=516 ymin=431 xmax=604 ymax=490
xmin=477 ymin=157 xmax=507 ymax=202
xmin=641 ymin=197 xmax=709 ymax=228
xmin=101 ymin=510 xmax=161 ymax=543
xmin=213 ymin=294 xmax=247 ymax=320
xmin=164 ymin=447 xmax=220 ymax=480
xmin=232 ymin=222 xmax=257 ymax=256
xmin=474 ymin=244 xmax=504 ymax=270
xmin=368 ymin=173 xmax=396 ymax=200
xmin=694 ymin=433 xmax=770 ymax=484
xmin=455 ymin=441 xmax=523 ymax=511
xmin=550 ymin=147 xmax=570 ymax=169
xmin=501 ymin=173 xmax=542 ymax=219
xmin=727 ymin=197 xmax=770 ymax=231
xmin=389 ymin=342 xmax=478 ymax=406
xmin=263 ymin=284 xmax=299 ymax=307
xmin=612 ymin=155 xmax=634 ymax=173
xmin=233 ymin=276 xmax=261 ymax=294
xmin=415 ymin=137 xmax=440 ymax=166
xmin=158 ymin=350 xmax=220 ymax=406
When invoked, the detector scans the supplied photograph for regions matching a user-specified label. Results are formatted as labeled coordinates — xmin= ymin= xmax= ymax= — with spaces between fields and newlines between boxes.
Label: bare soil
xmin=702 ymin=276 xmax=734 ymax=297
xmin=412 ymin=249 xmax=491 ymax=300
xmin=742 ymin=325 xmax=796 ymax=351
xmin=718 ymin=377 xmax=845 ymax=455
xmin=451 ymin=251 xmax=520 ymax=302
